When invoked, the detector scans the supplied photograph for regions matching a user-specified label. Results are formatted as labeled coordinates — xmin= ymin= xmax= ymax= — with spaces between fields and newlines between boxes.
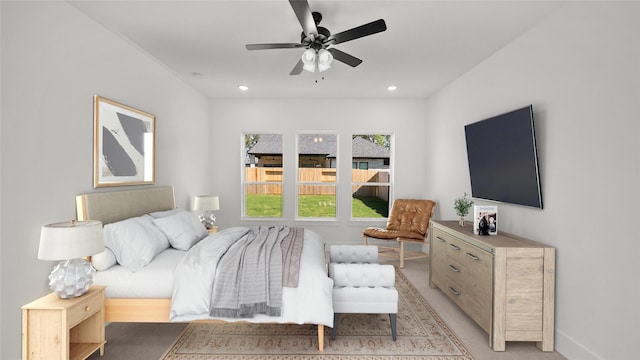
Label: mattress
xmin=94 ymin=248 xmax=186 ymax=298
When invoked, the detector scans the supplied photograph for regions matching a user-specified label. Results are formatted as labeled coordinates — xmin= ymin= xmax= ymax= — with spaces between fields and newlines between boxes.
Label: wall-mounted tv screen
xmin=464 ymin=105 xmax=543 ymax=209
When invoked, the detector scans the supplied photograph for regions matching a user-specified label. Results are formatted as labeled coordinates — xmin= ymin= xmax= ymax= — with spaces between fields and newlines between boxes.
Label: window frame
xmin=295 ymin=132 xmax=339 ymax=221
xmin=350 ymin=133 xmax=394 ymax=221
xmin=241 ymin=132 xmax=285 ymax=220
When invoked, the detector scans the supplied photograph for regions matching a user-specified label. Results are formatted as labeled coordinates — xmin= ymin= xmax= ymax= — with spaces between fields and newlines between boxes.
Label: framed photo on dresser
xmin=473 ymin=205 xmax=498 ymax=236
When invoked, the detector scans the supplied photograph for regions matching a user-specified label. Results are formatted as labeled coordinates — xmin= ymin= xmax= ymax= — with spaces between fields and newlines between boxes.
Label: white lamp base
xmin=199 ymin=210 xmax=217 ymax=229
xmin=48 ymin=258 xmax=95 ymax=299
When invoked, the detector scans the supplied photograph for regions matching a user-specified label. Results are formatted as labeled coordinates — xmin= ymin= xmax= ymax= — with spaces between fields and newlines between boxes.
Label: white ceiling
xmin=68 ymin=0 xmax=563 ymax=99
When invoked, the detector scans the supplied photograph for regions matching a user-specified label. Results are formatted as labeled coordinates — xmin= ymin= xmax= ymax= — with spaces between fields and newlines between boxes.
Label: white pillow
xmin=152 ymin=209 xmax=208 ymax=250
xmin=148 ymin=208 xmax=182 ymax=218
xmin=91 ymin=248 xmax=117 ymax=271
xmin=104 ymin=215 xmax=169 ymax=272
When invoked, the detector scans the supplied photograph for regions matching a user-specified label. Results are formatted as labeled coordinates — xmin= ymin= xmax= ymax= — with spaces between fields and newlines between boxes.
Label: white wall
xmin=0 ymin=2 xmax=211 ymax=358
xmin=423 ymin=2 xmax=639 ymax=359
xmin=3 ymin=2 xmax=638 ymax=360
xmin=209 ymin=99 xmax=430 ymax=243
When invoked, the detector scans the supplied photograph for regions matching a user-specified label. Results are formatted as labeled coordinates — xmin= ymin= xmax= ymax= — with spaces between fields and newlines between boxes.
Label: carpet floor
xmin=160 ymin=268 xmax=474 ymax=359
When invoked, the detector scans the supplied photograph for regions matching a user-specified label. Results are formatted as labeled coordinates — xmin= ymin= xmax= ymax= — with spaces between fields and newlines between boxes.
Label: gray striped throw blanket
xmin=210 ymin=226 xmax=304 ymax=318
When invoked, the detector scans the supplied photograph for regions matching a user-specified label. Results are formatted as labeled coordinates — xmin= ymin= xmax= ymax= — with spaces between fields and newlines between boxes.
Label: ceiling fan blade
xmin=246 ymin=43 xmax=304 ymax=51
xmin=289 ymin=0 xmax=317 ymax=37
xmin=328 ymin=48 xmax=363 ymax=67
xmin=290 ymin=59 xmax=304 ymax=75
xmin=328 ymin=19 xmax=387 ymax=45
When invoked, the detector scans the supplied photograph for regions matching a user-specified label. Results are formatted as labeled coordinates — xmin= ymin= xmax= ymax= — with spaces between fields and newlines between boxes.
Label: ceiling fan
xmin=245 ymin=0 xmax=387 ymax=75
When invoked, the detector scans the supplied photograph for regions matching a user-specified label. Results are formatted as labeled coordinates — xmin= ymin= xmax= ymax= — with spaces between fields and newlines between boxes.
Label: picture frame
xmin=473 ymin=205 xmax=498 ymax=236
xmin=93 ymin=95 xmax=155 ymax=188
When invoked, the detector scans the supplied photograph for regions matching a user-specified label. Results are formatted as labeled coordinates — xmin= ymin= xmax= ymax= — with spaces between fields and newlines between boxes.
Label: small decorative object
xmin=473 ymin=205 xmax=498 ymax=236
xmin=193 ymin=195 xmax=220 ymax=229
xmin=454 ymin=193 xmax=474 ymax=227
xmin=38 ymin=220 xmax=104 ymax=298
xmin=93 ymin=95 xmax=156 ymax=188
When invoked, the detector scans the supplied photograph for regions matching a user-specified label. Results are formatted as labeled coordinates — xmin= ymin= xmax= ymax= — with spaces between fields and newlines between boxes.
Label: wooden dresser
xmin=429 ymin=220 xmax=555 ymax=351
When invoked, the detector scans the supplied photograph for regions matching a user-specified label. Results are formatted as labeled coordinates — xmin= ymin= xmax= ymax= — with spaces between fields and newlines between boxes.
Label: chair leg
xmin=399 ymin=240 xmax=405 ymax=269
xmin=332 ymin=313 xmax=340 ymax=340
xmin=389 ymin=313 xmax=397 ymax=341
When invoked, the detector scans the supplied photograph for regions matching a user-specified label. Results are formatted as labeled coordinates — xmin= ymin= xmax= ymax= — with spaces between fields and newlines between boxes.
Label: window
xmin=352 ymin=161 xmax=369 ymax=170
xmin=351 ymin=134 xmax=392 ymax=219
xmin=242 ymin=133 xmax=283 ymax=218
xmin=296 ymin=133 xmax=337 ymax=219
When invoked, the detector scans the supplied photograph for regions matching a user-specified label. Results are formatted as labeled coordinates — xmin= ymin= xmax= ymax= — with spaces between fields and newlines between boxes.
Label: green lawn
xmin=246 ymin=194 xmax=388 ymax=218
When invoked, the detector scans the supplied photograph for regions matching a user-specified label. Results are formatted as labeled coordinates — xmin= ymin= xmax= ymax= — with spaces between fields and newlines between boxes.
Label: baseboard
xmin=555 ymin=329 xmax=601 ymax=360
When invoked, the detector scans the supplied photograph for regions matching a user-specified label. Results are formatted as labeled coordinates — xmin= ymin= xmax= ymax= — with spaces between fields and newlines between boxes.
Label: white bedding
xmin=93 ymin=226 xmax=334 ymax=328
xmin=170 ymin=227 xmax=334 ymax=327
xmin=93 ymin=248 xmax=186 ymax=298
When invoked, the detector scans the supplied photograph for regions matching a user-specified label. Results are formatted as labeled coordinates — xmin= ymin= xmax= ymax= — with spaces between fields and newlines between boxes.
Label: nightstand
xmin=22 ymin=285 xmax=106 ymax=360
xmin=208 ymin=226 xmax=218 ymax=234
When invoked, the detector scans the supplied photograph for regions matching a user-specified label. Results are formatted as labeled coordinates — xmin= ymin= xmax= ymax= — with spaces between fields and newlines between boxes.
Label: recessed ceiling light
xmin=387 ymin=85 xmax=398 ymax=91
xmin=238 ymin=85 xmax=249 ymax=91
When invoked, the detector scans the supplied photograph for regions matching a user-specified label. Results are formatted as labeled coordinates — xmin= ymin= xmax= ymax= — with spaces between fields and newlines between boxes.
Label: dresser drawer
xmin=442 ymin=277 xmax=465 ymax=308
xmin=68 ymin=291 xmax=102 ymax=327
xmin=445 ymin=257 xmax=466 ymax=284
xmin=445 ymin=235 xmax=469 ymax=264
xmin=463 ymin=245 xmax=492 ymax=279
xmin=465 ymin=270 xmax=492 ymax=333
xmin=430 ymin=229 xmax=448 ymax=288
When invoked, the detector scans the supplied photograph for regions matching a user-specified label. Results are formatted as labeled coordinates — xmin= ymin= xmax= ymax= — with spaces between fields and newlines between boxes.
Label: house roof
xmin=248 ymin=134 xmax=389 ymax=158
xmin=351 ymin=136 xmax=389 ymax=158
xmin=247 ymin=134 xmax=283 ymax=155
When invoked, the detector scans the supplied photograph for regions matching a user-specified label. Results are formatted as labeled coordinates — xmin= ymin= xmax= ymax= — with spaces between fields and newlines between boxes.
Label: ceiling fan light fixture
xmin=301 ymin=49 xmax=316 ymax=72
xmin=317 ymin=49 xmax=333 ymax=72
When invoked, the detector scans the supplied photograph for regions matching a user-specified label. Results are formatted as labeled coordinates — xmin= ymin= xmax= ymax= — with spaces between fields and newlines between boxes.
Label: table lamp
xmin=38 ymin=220 xmax=104 ymax=298
xmin=193 ymin=195 xmax=219 ymax=229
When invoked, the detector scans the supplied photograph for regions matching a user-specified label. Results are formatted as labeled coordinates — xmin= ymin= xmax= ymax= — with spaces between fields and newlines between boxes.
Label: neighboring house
xmin=247 ymin=134 xmax=389 ymax=169
xmin=347 ymin=136 xmax=390 ymax=170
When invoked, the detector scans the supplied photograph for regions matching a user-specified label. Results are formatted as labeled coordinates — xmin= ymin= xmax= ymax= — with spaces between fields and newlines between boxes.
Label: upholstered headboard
xmin=76 ymin=186 xmax=176 ymax=225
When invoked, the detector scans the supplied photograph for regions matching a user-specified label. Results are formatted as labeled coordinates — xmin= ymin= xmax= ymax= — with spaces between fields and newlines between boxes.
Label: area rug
xmin=161 ymin=268 xmax=475 ymax=359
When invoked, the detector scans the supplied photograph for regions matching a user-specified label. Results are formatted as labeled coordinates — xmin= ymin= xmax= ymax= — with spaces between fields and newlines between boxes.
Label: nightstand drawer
xmin=68 ymin=292 xmax=102 ymax=327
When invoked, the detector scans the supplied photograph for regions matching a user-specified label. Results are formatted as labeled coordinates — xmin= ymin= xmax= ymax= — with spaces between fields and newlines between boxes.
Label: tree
xmin=245 ymin=134 xmax=260 ymax=153
xmin=352 ymin=134 xmax=390 ymax=149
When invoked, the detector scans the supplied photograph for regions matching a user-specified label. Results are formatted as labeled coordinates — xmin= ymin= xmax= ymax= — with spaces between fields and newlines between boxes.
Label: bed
xmin=75 ymin=186 xmax=333 ymax=351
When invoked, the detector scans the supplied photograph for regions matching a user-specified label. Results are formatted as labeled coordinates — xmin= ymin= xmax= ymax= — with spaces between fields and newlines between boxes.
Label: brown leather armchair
xmin=363 ymin=199 xmax=436 ymax=268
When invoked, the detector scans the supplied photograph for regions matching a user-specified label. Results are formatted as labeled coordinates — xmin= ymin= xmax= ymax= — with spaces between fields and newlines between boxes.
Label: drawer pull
xmin=448 ymin=286 xmax=460 ymax=296
xmin=448 ymin=264 xmax=460 ymax=272
xmin=465 ymin=253 xmax=479 ymax=261
xmin=85 ymin=306 xmax=90 ymax=312
xmin=436 ymin=236 xmax=445 ymax=242
xmin=448 ymin=244 xmax=460 ymax=251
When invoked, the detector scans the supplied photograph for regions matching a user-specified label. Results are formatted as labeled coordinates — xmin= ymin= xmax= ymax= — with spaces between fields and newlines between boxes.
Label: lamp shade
xmin=38 ymin=220 xmax=104 ymax=261
xmin=193 ymin=195 xmax=220 ymax=211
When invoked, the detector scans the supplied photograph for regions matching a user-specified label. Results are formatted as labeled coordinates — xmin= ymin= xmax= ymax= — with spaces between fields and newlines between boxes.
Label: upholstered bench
xmin=328 ymin=245 xmax=398 ymax=341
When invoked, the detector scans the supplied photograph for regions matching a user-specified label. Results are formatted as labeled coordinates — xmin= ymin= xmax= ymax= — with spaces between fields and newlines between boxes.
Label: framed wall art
xmin=93 ymin=95 xmax=155 ymax=188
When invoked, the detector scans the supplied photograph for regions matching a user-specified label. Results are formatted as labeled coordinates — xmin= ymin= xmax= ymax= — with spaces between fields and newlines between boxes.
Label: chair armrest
xmin=329 ymin=263 xmax=395 ymax=287
xmin=330 ymin=245 xmax=378 ymax=263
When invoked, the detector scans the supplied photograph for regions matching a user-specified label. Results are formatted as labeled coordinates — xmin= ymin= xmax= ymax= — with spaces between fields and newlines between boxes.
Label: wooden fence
xmin=245 ymin=167 xmax=389 ymax=200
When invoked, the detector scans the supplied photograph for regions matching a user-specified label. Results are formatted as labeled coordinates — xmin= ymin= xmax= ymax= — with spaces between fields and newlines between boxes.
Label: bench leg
xmin=390 ymin=313 xmax=397 ymax=341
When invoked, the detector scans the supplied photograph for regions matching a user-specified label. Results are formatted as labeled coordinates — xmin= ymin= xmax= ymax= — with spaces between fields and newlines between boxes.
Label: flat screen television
xmin=464 ymin=105 xmax=543 ymax=209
